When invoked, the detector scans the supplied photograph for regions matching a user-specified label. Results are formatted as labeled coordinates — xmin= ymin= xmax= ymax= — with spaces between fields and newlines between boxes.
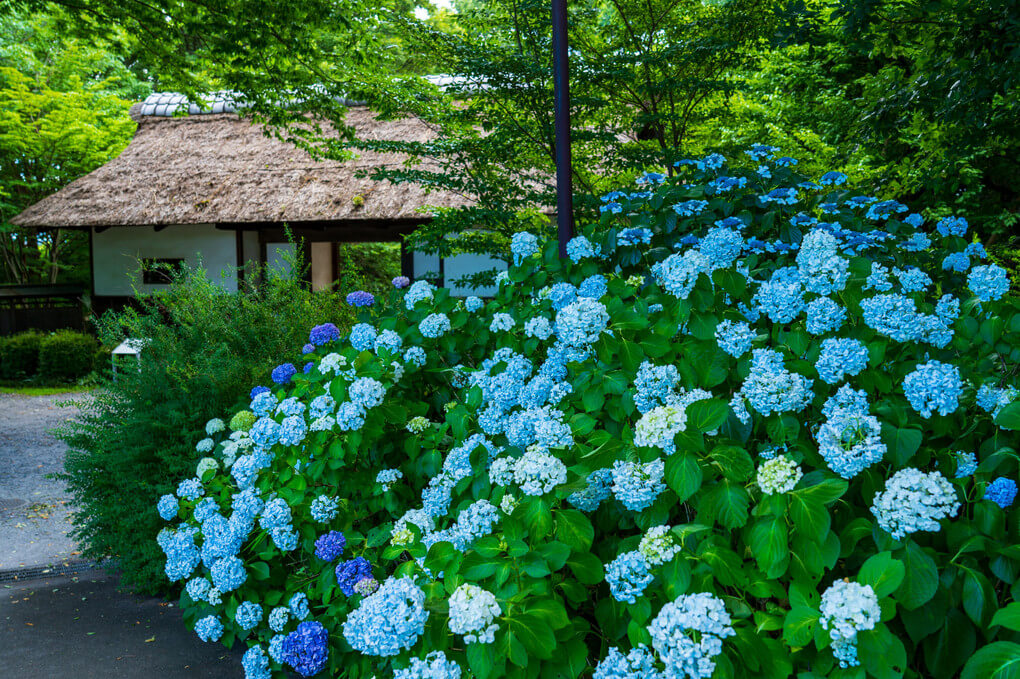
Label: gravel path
xmin=0 ymin=393 xmax=84 ymax=570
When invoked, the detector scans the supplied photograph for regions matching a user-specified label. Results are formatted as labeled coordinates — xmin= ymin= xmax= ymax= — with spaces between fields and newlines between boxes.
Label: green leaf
xmin=686 ymin=399 xmax=730 ymax=433
xmin=859 ymin=624 xmax=907 ymax=679
xmin=789 ymin=493 xmax=831 ymax=543
xmin=782 ymin=606 xmax=820 ymax=647
xmin=555 ymin=509 xmax=594 ymax=552
xmin=882 ymin=425 xmax=923 ymax=466
xmin=467 ymin=640 xmax=495 ymax=679
xmin=859 ymin=551 xmax=906 ymax=597
xmin=515 ymin=496 xmax=552 ymax=537
xmin=992 ymin=603 xmax=1020 ymax=632
xmin=665 ymin=452 xmax=703 ymax=501
xmin=701 ymin=480 xmax=750 ymax=528
xmin=248 ymin=561 xmax=270 ymax=581
xmin=566 ymin=551 xmax=604 ymax=584
xmin=709 ymin=445 xmax=754 ymax=482
xmin=525 ymin=598 xmax=570 ymax=630
xmin=749 ymin=515 xmax=789 ymax=578
xmin=897 ymin=541 xmax=939 ymax=610
xmin=508 ymin=614 xmax=555 ymax=659
xmin=620 ymin=340 xmax=645 ymax=375
xmin=995 ymin=403 xmax=1020 ymax=431
xmin=766 ymin=414 xmax=800 ymax=443
xmin=961 ymin=641 xmax=1020 ymax=679
xmin=962 ymin=569 xmax=996 ymax=627
xmin=795 ymin=478 xmax=849 ymax=505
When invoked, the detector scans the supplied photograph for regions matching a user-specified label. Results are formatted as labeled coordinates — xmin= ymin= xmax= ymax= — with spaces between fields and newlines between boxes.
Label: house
xmin=11 ymin=92 xmax=506 ymax=315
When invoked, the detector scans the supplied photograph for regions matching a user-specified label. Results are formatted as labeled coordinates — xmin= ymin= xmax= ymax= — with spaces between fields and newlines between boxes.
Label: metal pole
xmin=551 ymin=0 xmax=573 ymax=259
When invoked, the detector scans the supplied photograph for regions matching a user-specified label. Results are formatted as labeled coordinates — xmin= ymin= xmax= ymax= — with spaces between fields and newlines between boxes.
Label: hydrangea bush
xmin=159 ymin=149 xmax=1020 ymax=679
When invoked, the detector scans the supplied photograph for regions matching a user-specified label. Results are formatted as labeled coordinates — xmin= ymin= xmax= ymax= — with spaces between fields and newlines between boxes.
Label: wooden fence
xmin=0 ymin=285 xmax=86 ymax=336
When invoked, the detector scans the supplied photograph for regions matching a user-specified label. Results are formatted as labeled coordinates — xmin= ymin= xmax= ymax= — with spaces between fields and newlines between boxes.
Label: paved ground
xmin=0 ymin=392 xmax=82 ymax=569
xmin=1 ymin=570 xmax=244 ymax=678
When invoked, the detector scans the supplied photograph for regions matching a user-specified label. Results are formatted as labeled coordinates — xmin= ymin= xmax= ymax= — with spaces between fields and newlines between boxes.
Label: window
xmin=141 ymin=258 xmax=185 ymax=284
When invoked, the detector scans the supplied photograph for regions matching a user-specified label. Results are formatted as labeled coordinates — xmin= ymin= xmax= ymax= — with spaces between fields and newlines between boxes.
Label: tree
xmin=0 ymin=10 xmax=147 ymax=284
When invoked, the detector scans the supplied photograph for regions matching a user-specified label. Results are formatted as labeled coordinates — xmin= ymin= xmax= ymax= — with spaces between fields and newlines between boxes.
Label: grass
xmin=0 ymin=384 xmax=96 ymax=396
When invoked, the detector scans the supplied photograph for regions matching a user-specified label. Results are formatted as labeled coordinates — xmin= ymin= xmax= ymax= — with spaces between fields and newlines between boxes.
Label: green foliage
xmin=0 ymin=9 xmax=148 ymax=284
xmin=56 ymin=265 xmax=352 ymax=593
xmin=159 ymin=153 xmax=1020 ymax=677
xmin=37 ymin=329 xmax=98 ymax=381
xmin=0 ymin=330 xmax=42 ymax=378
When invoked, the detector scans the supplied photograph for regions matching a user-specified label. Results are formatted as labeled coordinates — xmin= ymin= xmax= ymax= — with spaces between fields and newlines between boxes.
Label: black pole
xmin=551 ymin=0 xmax=573 ymax=259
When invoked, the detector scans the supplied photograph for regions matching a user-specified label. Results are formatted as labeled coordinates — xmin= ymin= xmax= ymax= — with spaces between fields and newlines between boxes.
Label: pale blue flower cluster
xmin=871 ymin=468 xmax=960 ymax=539
xmin=210 ymin=555 xmax=247 ymax=592
xmin=611 ymin=459 xmax=666 ymax=511
xmin=309 ymin=495 xmax=339 ymax=522
xmin=404 ymin=346 xmax=427 ymax=367
xmin=715 ymin=319 xmax=754 ymax=358
xmin=404 ymin=280 xmax=435 ymax=310
xmin=566 ymin=236 xmax=601 ymax=262
xmin=511 ymin=231 xmax=539 ymax=265
xmin=157 ymin=494 xmax=179 ymax=520
xmin=652 ymin=251 xmax=711 ymax=300
xmin=968 ymin=264 xmax=1010 ymax=302
xmin=903 ymin=360 xmax=962 ymax=418
xmin=342 ymin=576 xmax=429 ymax=657
xmin=349 ymin=323 xmax=377 ymax=352
xmin=555 ymin=298 xmax=609 ymax=347
xmin=594 ymin=645 xmax=661 ymax=679
xmin=447 ymin=583 xmax=500 ymax=644
xmin=195 ymin=615 xmax=224 ymax=642
xmin=349 ymin=377 xmax=386 ymax=409
xmin=235 ymin=601 xmax=263 ymax=631
xmin=606 ymin=551 xmax=653 ymax=604
xmin=490 ymin=312 xmax=515 ymax=332
xmin=819 ymin=581 xmax=880 ymax=668
xmin=648 ymin=592 xmax=735 ymax=679
xmin=815 ymin=338 xmax=868 ymax=384
xmin=420 ymin=313 xmax=451 ymax=338
xmin=395 ymin=651 xmax=463 ymax=679
xmin=805 ymin=297 xmax=847 ymax=335
xmin=567 ymin=468 xmax=614 ymax=511
xmin=241 ymin=646 xmax=271 ymax=679
xmin=739 ymin=349 xmax=813 ymax=416
xmin=816 ymin=387 xmax=885 ymax=479
xmin=954 ymin=451 xmax=978 ymax=478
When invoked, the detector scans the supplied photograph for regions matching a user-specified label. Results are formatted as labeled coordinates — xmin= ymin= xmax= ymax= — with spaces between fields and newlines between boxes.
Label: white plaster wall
xmin=444 ymin=253 xmax=506 ymax=297
xmin=265 ymin=242 xmax=297 ymax=278
xmin=92 ymin=224 xmax=238 ymax=296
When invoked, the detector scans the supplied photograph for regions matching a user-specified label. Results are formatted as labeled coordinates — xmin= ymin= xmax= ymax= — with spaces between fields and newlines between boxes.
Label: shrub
xmin=57 ymin=264 xmax=356 ymax=594
xmin=0 ymin=330 xmax=42 ymax=379
xmin=37 ymin=330 xmax=99 ymax=382
xmin=157 ymin=150 xmax=1020 ymax=679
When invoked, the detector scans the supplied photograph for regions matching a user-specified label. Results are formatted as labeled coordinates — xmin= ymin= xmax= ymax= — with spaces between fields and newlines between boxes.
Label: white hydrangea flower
xmin=820 ymin=580 xmax=880 ymax=668
xmin=319 ymin=353 xmax=347 ymax=374
xmin=499 ymin=494 xmax=518 ymax=514
xmin=871 ymin=468 xmax=960 ymax=539
xmin=406 ymin=416 xmax=430 ymax=434
xmin=638 ymin=525 xmax=681 ymax=566
xmin=489 ymin=457 xmax=515 ymax=487
xmin=512 ymin=448 xmax=567 ymax=495
xmin=756 ymin=456 xmax=803 ymax=495
xmin=634 ymin=404 xmax=687 ymax=451
xmin=448 ymin=584 xmax=501 ymax=644
xmin=205 ymin=418 xmax=226 ymax=436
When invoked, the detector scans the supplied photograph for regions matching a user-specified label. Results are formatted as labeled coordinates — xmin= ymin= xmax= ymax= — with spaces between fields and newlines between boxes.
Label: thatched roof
xmin=12 ymin=96 xmax=471 ymax=229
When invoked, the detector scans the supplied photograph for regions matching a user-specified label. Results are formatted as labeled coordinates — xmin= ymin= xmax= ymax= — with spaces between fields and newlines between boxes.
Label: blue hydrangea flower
xmin=465 ymin=296 xmax=484 ymax=312
xmin=954 ymin=451 xmax=978 ymax=478
xmin=347 ymin=291 xmax=375 ymax=307
xmin=250 ymin=385 xmax=270 ymax=400
xmin=618 ymin=228 xmax=653 ymax=246
xmin=903 ymin=360 xmax=962 ymax=418
xmin=578 ymin=274 xmax=608 ymax=300
xmin=349 ymin=377 xmax=386 ymax=408
xmin=290 ymin=593 xmax=310 ymax=620
xmin=815 ymin=338 xmax=868 ymax=384
xmin=176 ymin=478 xmax=204 ymax=501
xmin=490 ymin=313 xmax=515 ymax=332
xmin=210 ymin=555 xmax=247 ymax=592
xmin=740 ymin=349 xmax=813 ymax=416
xmin=565 ymin=236 xmax=601 ymax=262
xmin=281 ymin=621 xmax=330 ymax=677
xmin=673 ymin=200 xmax=709 ymax=217
xmin=336 ymin=556 xmax=373 ymax=596
xmin=652 ymin=250 xmax=711 ymax=300
xmin=269 ymin=606 xmax=290 ymax=632
xmin=349 ymin=323 xmax=377 ymax=352
xmin=235 ymin=602 xmax=264 ymax=631
xmin=404 ymin=346 xmax=427 ymax=367
xmin=404 ymin=280 xmax=435 ymax=310
xmin=985 ymin=478 xmax=1017 ymax=508
xmin=872 ymin=468 xmax=960 ymax=539
xmin=524 ymin=316 xmax=553 ymax=340
xmin=936 ymin=216 xmax=968 ymax=238
xmin=392 ymin=276 xmax=410 ymax=289
xmin=715 ymin=320 xmax=754 ymax=358
xmin=342 ymin=576 xmax=429 ymax=657
xmin=510 ymin=231 xmax=539 ymax=265
xmin=309 ymin=323 xmax=341 ymax=345
xmin=194 ymin=615 xmax=223 ymax=642
xmin=611 ymin=459 xmax=665 ymax=512
xmin=310 ymin=495 xmax=340 ymax=522
xmin=420 ymin=313 xmax=451 ymax=338
xmin=819 ymin=171 xmax=847 ymax=186
xmin=314 ymin=531 xmax=347 ymax=561
xmin=594 ymin=645 xmax=661 ymax=679
xmin=605 ymin=551 xmax=653 ymax=604
xmin=242 ymin=646 xmax=271 ymax=679
xmin=648 ymin=592 xmax=734 ymax=679
xmin=394 ymin=651 xmax=463 ymax=679
xmin=968 ymin=265 xmax=1010 ymax=302
xmin=555 ymin=299 xmax=609 ymax=347
xmin=157 ymin=494 xmax=178 ymax=520
xmin=899 ymin=232 xmax=931 ymax=252
xmin=942 ymin=252 xmax=970 ymax=273
xmin=271 ymin=363 xmax=297 ymax=385
xmin=805 ymin=297 xmax=847 ymax=335
xmin=375 ymin=329 xmax=403 ymax=355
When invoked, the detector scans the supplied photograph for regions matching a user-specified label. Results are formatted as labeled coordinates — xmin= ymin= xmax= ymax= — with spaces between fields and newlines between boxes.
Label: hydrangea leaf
xmin=961 ymin=641 xmax=1020 ymax=679
xmin=858 ymin=551 xmax=905 ymax=597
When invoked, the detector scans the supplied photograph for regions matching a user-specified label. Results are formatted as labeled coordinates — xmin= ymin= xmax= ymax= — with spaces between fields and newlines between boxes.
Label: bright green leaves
xmin=700 ymin=479 xmax=750 ymax=528
xmin=686 ymin=398 xmax=731 ymax=433
xmin=782 ymin=606 xmax=820 ymax=647
xmin=995 ymin=403 xmax=1020 ymax=431
xmin=554 ymin=509 xmax=594 ymax=552
xmin=789 ymin=491 xmax=831 ymax=543
xmin=515 ymin=496 xmax=552 ymax=537
xmin=507 ymin=614 xmax=556 ymax=661
xmin=749 ymin=515 xmax=789 ymax=578
xmin=858 ymin=624 xmax=908 ymax=679
xmin=962 ymin=642 xmax=1020 ymax=679
xmin=858 ymin=551 xmax=905 ymax=597
xmin=896 ymin=541 xmax=939 ymax=610
xmin=665 ymin=452 xmax=703 ymax=501
xmin=708 ymin=444 xmax=754 ymax=482
xmin=881 ymin=424 xmax=923 ymax=466
xmin=992 ymin=603 xmax=1020 ymax=631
